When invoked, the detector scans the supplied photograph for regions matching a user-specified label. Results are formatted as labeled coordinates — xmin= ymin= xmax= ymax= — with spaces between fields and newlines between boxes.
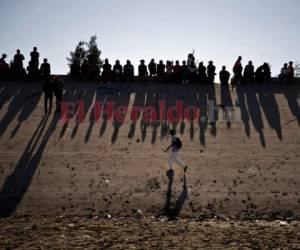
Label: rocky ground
xmin=0 ymin=216 xmax=299 ymax=249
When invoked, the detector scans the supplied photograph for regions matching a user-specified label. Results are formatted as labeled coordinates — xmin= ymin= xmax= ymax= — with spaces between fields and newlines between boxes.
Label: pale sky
xmin=1 ymin=0 xmax=299 ymax=75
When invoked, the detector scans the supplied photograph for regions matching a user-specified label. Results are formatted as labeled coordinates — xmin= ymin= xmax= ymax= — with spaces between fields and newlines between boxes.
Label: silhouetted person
xmin=181 ymin=60 xmax=189 ymax=83
xmin=43 ymin=79 xmax=54 ymax=114
xmin=0 ymin=54 xmax=9 ymax=80
xmin=287 ymin=61 xmax=294 ymax=84
xmin=279 ymin=63 xmax=288 ymax=83
xmin=207 ymin=61 xmax=216 ymax=84
xmin=255 ymin=63 xmax=270 ymax=84
xmin=187 ymin=53 xmax=195 ymax=67
xmin=243 ymin=61 xmax=255 ymax=83
xmin=165 ymin=61 xmax=173 ymax=82
xmin=148 ymin=59 xmax=157 ymax=77
xmin=40 ymin=58 xmax=51 ymax=80
xmin=173 ymin=60 xmax=182 ymax=82
xmin=138 ymin=59 xmax=148 ymax=80
xmin=157 ymin=60 xmax=165 ymax=81
xmin=30 ymin=47 xmax=39 ymax=69
xmin=80 ymin=59 xmax=89 ymax=81
xmin=113 ymin=60 xmax=123 ymax=81
xmin=263 ymin=63 xmax=271 ymax=84
xmin=233 ymin=56 xmax=243 ymax=84
xmin=53 ymin=76 xmax=65 ymax=112
xmin=27 ymin=60 xmax=39 ymax=81
xmin=198 ymin=62 xmax=207 ymax=84
xmin=123 ymin=60 xmax=134 ymax=81
xmin=219 ymin=66 xmax=230 ymax=85
xmin=0 ymin=54 xmax=7 ymax=64
xmin=13 ymin=49 xmax=25 ymax=79
xmin=102 ymin=58 xmax=112 ymax=83
xmin=255 ymin=65 xmax=264 ymax=84
xmin=14 ymin=49 xmax=25 ymax=69
xmin=189 ymin=61 xmax=197 ymax=82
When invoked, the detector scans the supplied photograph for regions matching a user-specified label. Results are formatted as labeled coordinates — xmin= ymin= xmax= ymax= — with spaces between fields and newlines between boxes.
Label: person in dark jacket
xmin=113 ymin=60 xmax=123 ymax=81
xmin=173 ymin=60 xmax=182 ymax=82
xmin=219 ymin=66 xmax=230 ymax=85
xmin=13 ymin=49 xmax=25 ymax=79
xmin=243 ymin=61 xmax=255 ymax=83
xmin=255 ymin=63 xmax=271 ymax=84
xmin=0 ymin=54 xmax=9 ymax=80
xmin=263 ymin=63 xmax=271 ymax=84
xmin=287 ymin=61 xmax=294 ymax=84
xmin=30 ymin=47 xmax=39 ymax=69
xmin=43 ymin=79 xmax=54 ymax=114
xmin=52 ymin=76 xmax=65 ymax=112
xmin=181 ymin=60 xmax=189 ymax=83
xmin=102 ymin=58 xmax=112 ymax=83
xmin=40 ymin=58 xmax=51 ymax=80
xmin=123 ymin=60 xmax=134 ymax=81
xmin=207 ymin=61 xmax=216 ymax=84
xmin=14 ymin=49 xmax=25 ymax=69
xmin=157 ymin=60 xmax=165 ymax=81
xmin=233 ymin=56 xmax=243 ymax=83
xmin=138 ymin=59 xmax=148 ymax=80
xmin=27 ymin=60 xmax=39 ymax=81
xmin=148 ymin=59 xmax=157 ymax=77
xmin=198 ymin=62 xmax=207 ymax=84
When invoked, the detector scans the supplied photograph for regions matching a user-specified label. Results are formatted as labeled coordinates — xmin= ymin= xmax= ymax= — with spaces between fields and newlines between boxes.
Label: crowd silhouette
xmin=0 ymin=49 xmax=297 ymax=85
xmin=0 ymin=48 xmax=51 ymax=81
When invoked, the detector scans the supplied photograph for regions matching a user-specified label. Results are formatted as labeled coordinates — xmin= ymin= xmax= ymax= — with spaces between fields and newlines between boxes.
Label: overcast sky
xmin=1 ymin=0 xmax=299 ymax=75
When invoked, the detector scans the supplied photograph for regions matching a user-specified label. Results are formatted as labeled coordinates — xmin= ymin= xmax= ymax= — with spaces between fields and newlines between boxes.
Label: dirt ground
xmin=0 ymin=216 xmax=299 ymax=249
xmin=0 ymin=79 xmax=299 ymax=248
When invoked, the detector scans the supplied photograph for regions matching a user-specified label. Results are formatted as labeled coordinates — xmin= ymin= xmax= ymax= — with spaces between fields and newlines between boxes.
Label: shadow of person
xmin=236 ymin=84 xmax=250 ymax=137
xmin=258 ymin=84 xmax=282 ymax=140
xmin=245 ymin=85 xmax=266 ymax=147
xmin=220 ymin=83 xmax=233 ymax=128
xmin=10 ymin=87 xmax=42 ymax=139
xmin=283 ymin=85 xmax=300 ymax=127
xmin=0 ymin=87 xmax=26 ymax=137
xmin=164 ymin=170 xmax=188 ymax=219
xmin=0 ymin=113 xmax=59 ymax=217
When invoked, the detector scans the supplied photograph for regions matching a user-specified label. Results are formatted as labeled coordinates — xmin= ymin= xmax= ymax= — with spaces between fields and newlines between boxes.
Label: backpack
xmin=174 ymin=137 xmax=182 ymax=150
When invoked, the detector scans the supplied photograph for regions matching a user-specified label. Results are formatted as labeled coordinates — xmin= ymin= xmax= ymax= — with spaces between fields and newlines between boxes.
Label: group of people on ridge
xmin=0 ymin=47 xmax=51 ymax=80
xmin=0 ymin=49 xmax=296 ymax=85
xmin=69 ymin=54 xmax=296 ymax=85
